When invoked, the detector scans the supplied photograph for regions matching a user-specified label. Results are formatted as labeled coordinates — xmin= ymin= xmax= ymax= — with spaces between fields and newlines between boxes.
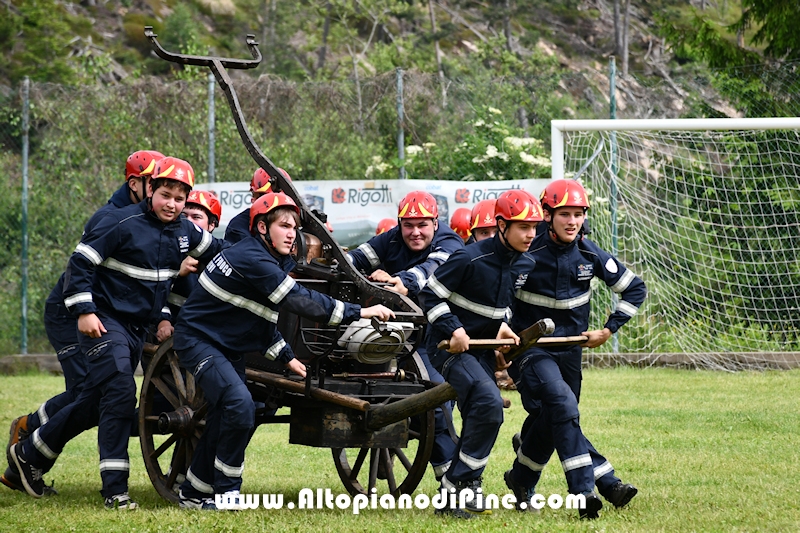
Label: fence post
xmin=20 ymin=77 xmax=30 ymax=355
xmin=609 ymin=57 xmax=619 ymax=354
xmin=208 ymin=73 xmax=216 ymax=183
xmin=396 ymin=67 xmax=406 ymax=180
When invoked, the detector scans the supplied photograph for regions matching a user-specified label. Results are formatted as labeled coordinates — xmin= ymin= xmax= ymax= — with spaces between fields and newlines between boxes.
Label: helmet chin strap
xmin=497 ymin=219 xmax=515 ymax=251
xmin=259 ymin=227 xmax=295 ymax=257
xmin=130 ymin=177 xmax=147 ymax=204
xmin=259 ymin=228 xmax=276 ymax=250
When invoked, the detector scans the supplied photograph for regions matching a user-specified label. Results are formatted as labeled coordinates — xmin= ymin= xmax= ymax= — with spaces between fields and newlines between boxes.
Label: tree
xmin=731 ymin=0 xmax=800 ymax=59
xmin=666 ymin=0 xmax=800 ymax=66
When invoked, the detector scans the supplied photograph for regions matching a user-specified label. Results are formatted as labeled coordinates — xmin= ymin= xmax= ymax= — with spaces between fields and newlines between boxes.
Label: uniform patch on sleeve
xmin=178 ymin=235 xmax=190 ymax=253
xmin=515 ymin=273 xmax=528 ymax=290
xmin=577 ymin=263 xmax=594 ymax=281
xmin=604 ymin=258 xmax=618 ymax=274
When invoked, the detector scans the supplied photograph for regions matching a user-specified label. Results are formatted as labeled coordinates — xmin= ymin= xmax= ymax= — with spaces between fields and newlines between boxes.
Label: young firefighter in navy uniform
xmin=225 ymin=167 xmax=290 ymax=243
xmin=173 ymin=192 xmax=394 ymax=510
xmin=11 ymin=157 xmax=227 ymax=510
xmin=166 ymin=189 xmax=223 ymax=318
xmin=348 ymin=190 xmax=464 ymax=482
xmin=421 ymin=190 xmax=542 ymax=518
xmin=3 ymin=149 xmax=164 ymax=494
xmin=503 ymin=179 xmax=646 ymax=519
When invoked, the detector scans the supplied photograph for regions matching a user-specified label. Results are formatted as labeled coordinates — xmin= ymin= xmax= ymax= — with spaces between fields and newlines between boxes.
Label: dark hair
xmin=251 ymin=206 xmax=301 ymax=235
xmin=150 ymin=178 xmax=191 ymax=198
xmin=185 ymin=203 xmax=219 ymax=228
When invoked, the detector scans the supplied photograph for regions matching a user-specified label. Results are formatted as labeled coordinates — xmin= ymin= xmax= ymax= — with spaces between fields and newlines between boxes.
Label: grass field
xmin=1 ymin=367 xmax=799 ymax=532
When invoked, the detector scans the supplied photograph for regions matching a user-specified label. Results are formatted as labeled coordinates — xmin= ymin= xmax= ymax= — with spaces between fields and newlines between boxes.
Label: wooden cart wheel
xmin=139 ymin=337 xmax=207 ymax=503
xmin=331 ymin=352 xmax=436 ymax=496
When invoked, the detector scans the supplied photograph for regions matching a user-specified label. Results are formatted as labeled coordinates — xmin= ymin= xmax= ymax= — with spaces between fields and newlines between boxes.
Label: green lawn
xmin=1 ymin=367 xmax=799 ymax=532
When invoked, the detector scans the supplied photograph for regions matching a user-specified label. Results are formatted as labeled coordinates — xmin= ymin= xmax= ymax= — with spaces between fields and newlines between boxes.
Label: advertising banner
xmin=201 ymin=179 xmax=550 ymax=248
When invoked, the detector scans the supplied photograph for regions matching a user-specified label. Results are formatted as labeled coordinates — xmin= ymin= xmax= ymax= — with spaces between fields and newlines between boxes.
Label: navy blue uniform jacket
xmin=173 ymin=235 xmax=361 ymax=363
xmin=47 ymin=183 xmax=135 ymax=308
xmin=420 ymin=235 xmax=536 ymax=368
xmin=224 ymin=208 xmax=251 ymax=244
xmin=348 ymin=224 xmax=464 ymax=299
xmin=511 ymin=230 xmax=646 ymax=340
xmin=63 ymin=200 xmax=226 ymax=327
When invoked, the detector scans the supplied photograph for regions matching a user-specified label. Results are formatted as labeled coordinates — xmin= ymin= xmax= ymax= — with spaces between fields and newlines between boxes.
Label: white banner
xmin=200 ymin=179 xmax=550 ymax=248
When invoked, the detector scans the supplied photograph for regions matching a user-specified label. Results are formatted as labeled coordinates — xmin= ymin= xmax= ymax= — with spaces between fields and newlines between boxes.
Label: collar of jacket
xmin=544 ymin=228 xmax=580 ymax=252
xmin=108 ymin=182 xmax=135 ymax=209
xmin=492 ymin=232 xmax=522 ymax=263
xmin=252 ymin=233 xmax=297 ymax=274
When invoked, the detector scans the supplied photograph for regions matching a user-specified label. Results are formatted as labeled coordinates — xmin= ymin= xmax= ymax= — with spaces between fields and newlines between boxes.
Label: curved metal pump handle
xmin=143 ymin=27 xmax=423 ymax=317
xmin=144 ymin=27 xmax=262 ymax=69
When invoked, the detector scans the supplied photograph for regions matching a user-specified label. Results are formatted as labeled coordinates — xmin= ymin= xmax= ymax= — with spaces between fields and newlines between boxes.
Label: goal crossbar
xmin=551 ymin=117 xmax=800 ymax=179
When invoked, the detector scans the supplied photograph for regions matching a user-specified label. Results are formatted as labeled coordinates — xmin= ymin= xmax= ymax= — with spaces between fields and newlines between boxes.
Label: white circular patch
xmin=605 ymin=258 xmax=618 ymax=274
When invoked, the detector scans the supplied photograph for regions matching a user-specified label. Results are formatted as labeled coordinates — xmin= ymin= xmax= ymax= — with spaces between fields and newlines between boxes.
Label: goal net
xmin=552 ymin=118 xmax=800 ymax=370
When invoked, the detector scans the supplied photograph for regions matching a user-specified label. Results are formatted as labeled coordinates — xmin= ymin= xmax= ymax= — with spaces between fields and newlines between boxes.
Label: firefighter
xmin=10 ymin=157 xmax=228 ymax=510
xmin=347 ymin=190 xmax=464 ymax=482
xmin=468 ymin=198 xmax=516 ymax=397
xmin=449 ymin=207 xmax=473 ymax=243
xmin=166 ymin=190 xmax=223 ymax=319
xmin=173 ymin=192 xmax=393 ymax=510
xmin=421 ymin=190 xmax=542 ymax=518
xmin=503 ymin=179 xmax=646 ymax=519
xmin=3 ymin=150 xmax=164 ymax=495
xmin=469 ymin=199 xmax=498 ymax=242
xmin=375 ymin=217 xmax=397 ymax=235
xmin=225 ymin=167 xmax=290 ymax=243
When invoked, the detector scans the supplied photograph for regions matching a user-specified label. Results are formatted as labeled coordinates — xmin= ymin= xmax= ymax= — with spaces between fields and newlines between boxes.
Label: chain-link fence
xmin=1 ymin=60 xmax=799 ymax=356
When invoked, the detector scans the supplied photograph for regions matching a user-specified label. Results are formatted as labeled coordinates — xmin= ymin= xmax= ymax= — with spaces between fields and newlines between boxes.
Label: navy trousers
xmin=404 ymin=347 xmax=458 ymax=480
xmin=178 ymin=340 xmax=254 ymax=497
xmin=510 ymin=348 xmax=620 ymax=494
xmin=439 ymin=351 xmax=504 ymax=484
xmin=22 ymin=313 xmax=142 ymax=497
xmin=27 ymin=303 xmax=89 ymax=432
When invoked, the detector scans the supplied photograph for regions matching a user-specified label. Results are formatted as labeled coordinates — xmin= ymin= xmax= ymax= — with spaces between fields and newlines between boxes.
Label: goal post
xmin=550 ymin=117 xmax=800 ymax=369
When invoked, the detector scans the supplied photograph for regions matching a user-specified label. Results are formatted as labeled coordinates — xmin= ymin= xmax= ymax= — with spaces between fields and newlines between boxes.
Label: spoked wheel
xmin=139 ymin=337 xmax=207 ymax=503
xmin=331 ymin=352 xmax=436 ymax=496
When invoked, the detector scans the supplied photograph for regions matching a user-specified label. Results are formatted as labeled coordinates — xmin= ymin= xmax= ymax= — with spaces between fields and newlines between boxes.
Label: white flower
xmin=519 ymin=151 xmax=536 ymax=164
xmin=365 ymin=165 xmax=375 ymax=178
xmin=371 ymin=155 xmax=383 ymax=164
xmin=486 ymin=170 xmax=495 ymax=178
xmin=485 ymin=145 xmax=499 ymax=158
xmin=472 ymin=156 xmax=486 ymax=164
xmin=422 ymin=142 xmax=436 ymax=149
xmin=530 ymin=155 xmax=552 ymax=167
xmin=504 ymin=137 xmax=542 ymax=150
xmin=498 ymin=152 xmax=509 ymax=161
xmin=406 ymin=145 xmax=423 ymax=156
xmin=488 ymin=107 xmax=502 ymax=115
xmin=474 ymin=119 xmax=485 ymax=127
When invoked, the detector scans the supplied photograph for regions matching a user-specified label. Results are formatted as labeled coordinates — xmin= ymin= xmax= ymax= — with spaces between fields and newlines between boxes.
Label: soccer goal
xmin=551 ymin=117 xmax=800 ymax=370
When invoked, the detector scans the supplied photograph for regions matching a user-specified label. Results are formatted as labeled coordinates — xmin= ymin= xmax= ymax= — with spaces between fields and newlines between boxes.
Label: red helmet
xmin=495 ymin=190 xmax=543 ymax=222
xmin=126 ymin=150 xmax=165 ymax=180
xmin=449 ymin=208 xmax=473 ymax=240
xmin=186 ymin=190 xmax=222 ymax=221
xmin=398 ymin=191 xmax=438 ymax=219
xmin=470 ymin=199 xmax=498 ymax=230
xmin=376 ymin=218 xmax=397 ymax=235
xmin=249 ymin=192 xmax=300 ymax=231
xmin=251 ymin=167 xmax=292 ymax=195
xmin=539 ymin=179 xmax=590 ymax=210
xmin=153 ymin=157 xmax=195 ymax=189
